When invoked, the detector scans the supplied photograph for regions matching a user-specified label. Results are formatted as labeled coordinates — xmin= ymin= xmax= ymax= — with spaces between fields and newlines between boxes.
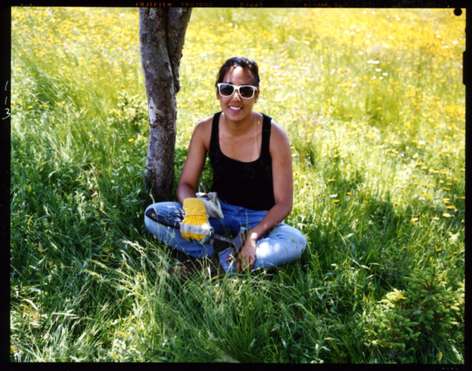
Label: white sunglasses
xmin=217 ymin=83 xmax=258 ymax=99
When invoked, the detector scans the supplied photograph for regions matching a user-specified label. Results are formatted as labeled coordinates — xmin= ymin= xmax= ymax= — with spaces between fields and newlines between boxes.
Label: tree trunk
xmin=139 ymin=7 xmax=192 ymax=201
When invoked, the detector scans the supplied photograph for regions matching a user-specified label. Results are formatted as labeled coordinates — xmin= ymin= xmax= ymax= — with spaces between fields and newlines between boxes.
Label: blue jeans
xmin=144 ymin=200 xmax=307 ymax=273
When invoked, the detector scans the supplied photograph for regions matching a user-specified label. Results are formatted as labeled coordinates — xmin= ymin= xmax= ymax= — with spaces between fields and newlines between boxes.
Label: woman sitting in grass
xmin=144 ymin=56 xmax=307 ymax=273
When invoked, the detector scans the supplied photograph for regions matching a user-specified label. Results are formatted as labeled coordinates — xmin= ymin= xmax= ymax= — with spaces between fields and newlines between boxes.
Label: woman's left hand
xmin=237 ymin=236 xmax=257 ymax=272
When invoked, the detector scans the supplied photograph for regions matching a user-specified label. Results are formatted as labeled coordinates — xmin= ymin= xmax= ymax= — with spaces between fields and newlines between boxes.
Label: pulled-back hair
xmin=215 ymin=56 xmax=260 ymax=89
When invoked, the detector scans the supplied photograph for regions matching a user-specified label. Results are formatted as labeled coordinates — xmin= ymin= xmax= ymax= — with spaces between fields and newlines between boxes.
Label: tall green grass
xmin=11 ymin=8 xmax=464 ymax=363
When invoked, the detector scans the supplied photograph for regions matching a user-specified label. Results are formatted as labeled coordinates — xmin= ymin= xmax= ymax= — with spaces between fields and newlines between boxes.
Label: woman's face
xmin=217 ymin=66 xmax=259 ymax=123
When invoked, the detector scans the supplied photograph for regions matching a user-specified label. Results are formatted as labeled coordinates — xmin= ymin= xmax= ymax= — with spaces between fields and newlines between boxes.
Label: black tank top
xmin=209 ymin=111 xmax=275 ymax=211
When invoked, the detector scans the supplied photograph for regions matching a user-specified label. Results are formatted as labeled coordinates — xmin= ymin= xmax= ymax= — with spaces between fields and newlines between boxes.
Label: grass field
xmin=11 ymin=7 xmax=465 ymax=363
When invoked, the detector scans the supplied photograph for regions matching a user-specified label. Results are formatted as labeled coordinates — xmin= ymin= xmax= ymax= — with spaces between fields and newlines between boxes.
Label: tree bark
xmin=139 ymin=7 xmax=192 ymax=201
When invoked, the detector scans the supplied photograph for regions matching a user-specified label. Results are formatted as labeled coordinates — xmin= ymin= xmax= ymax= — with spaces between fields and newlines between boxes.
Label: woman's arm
xmin=249 ymin=122 xmax=293 ymax=240
xmin=176 ymin=120 xmax=210 ymax=203
xmin=237 ymin=122 xmax=293 ymax=271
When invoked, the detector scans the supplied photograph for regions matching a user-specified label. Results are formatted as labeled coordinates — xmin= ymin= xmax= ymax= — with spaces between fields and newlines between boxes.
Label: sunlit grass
xmin=11 ymin=7 xmax=464 ymax=363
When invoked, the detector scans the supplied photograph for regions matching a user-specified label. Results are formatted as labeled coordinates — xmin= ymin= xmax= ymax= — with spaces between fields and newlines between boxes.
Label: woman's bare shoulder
xmin=193 ymin=115 xmax=214 ymax=149
xmin=269 ymin=118 xmax=290 ymax=146
xmin=195 ymin=115 xmax=213 ymax=130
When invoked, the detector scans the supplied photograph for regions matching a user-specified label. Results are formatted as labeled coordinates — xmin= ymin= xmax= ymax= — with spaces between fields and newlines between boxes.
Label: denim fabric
xmin=144 ymin=200 xmax=307 ymax=272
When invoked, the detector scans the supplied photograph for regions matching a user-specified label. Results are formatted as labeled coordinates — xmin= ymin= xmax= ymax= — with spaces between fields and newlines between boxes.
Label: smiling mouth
xmin=228 ymin=106 xmax=242 ymax=111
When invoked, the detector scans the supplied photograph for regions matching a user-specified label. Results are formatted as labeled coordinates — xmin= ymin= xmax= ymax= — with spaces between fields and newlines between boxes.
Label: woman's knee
xmin=295 ymin=228 xmax=308 ymax=254
xmin=275 ymin=224 xmax=307 ymax=256
xmin=255 ymin=224 xmax=307 ymax=268
xmin=144 ymin=201 xmax=183 ymax=229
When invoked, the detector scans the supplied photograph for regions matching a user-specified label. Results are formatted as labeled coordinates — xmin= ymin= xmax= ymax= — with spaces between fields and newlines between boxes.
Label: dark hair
xmin=215 ymin=56 xmax=260 ymax=88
